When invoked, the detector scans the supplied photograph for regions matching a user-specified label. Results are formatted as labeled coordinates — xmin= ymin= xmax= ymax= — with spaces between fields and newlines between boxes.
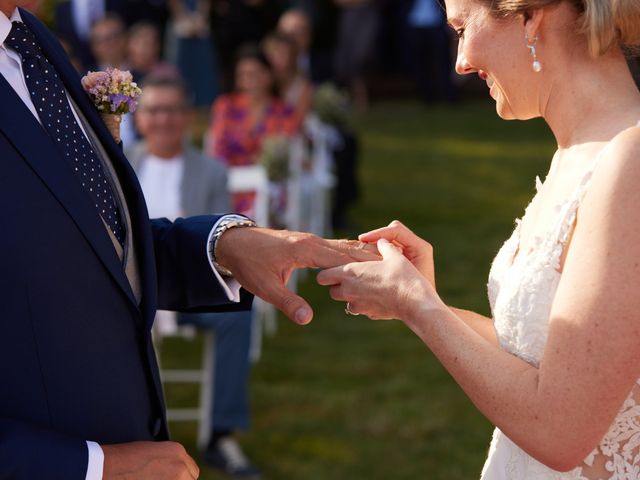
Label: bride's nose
xmin=455 ymin=52 xmax=474 ymax=75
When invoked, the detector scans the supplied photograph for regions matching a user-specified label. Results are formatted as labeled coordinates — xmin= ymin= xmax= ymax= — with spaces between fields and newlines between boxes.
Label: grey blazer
xmin=126 ymin=141 xmax=231 ymax=217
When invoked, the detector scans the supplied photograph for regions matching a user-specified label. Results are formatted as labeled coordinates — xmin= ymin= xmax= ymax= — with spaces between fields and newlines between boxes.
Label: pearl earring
xmin=526 ymin=35 xmax=542 ymax=73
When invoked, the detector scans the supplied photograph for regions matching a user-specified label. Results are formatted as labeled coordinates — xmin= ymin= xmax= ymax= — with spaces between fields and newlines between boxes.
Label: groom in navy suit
xmin=0 ymin=2 xmax=374 ymax=479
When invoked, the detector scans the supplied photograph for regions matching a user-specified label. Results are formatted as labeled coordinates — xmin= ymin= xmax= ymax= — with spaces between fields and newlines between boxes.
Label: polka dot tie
xmin=5 ymin=21 xmax=125 ymax=245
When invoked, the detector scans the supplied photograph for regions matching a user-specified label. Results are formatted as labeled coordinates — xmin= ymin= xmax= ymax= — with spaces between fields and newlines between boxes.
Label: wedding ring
xmin=344 ymin=302 xmax=360 ymax=316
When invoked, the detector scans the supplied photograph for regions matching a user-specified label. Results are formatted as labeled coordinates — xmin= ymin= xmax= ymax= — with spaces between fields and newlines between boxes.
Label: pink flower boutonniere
xmin=81 ymin=68 xmax=142 ymax=144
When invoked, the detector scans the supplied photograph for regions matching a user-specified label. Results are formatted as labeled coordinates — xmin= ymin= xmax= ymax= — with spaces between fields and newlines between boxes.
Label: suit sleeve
xmin=0 ymin=418 xmax=88 ymax=479
xmin=151 ymin=215 xmax=253 ymax=313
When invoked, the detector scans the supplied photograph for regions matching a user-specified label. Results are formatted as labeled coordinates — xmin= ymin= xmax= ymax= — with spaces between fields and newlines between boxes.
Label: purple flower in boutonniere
xmin=81 ymin=68 xmax=142 ymax=144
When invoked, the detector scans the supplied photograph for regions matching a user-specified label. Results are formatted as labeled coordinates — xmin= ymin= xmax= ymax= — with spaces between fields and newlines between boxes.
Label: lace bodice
xmin=481 ymin=154 xmax=640 ymax=480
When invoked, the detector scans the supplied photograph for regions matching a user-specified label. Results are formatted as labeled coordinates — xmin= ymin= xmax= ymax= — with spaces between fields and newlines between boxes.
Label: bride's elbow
xmin=534 ymin=436 xmax=594 ymax=473
xmin=543 ymin=454 xmax=584 ymax=473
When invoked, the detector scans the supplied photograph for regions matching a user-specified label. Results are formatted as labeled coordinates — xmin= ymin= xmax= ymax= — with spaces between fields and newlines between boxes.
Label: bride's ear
xmin=523 ymin=7 xmax=545 ymax=42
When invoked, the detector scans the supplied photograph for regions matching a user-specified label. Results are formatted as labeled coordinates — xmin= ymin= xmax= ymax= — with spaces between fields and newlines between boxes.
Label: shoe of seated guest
xmin=202 ymin=436 xmax=261 ymax=479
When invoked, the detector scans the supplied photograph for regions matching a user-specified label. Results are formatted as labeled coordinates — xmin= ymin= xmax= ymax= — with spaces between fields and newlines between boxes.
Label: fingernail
xmin=295 ymin=307 xmax=311 ymax=324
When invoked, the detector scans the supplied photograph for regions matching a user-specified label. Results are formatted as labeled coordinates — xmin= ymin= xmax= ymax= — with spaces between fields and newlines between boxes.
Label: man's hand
xmin=216 ymin=228 xmax=380 ymax=325
xmin=102 ymin=441 xmax=199 ymax=479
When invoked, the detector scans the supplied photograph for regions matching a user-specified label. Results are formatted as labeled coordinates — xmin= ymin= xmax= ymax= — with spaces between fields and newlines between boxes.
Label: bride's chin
xmin=495 ymin=97 xmax=517 ymax=121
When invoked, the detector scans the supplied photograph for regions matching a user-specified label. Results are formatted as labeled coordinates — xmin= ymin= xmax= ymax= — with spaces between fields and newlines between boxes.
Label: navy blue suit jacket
xmin=0 ymin=9 xmax=251 ymax=479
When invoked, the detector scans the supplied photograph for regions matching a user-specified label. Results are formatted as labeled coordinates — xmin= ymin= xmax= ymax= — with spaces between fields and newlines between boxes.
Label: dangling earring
xmin=526 ymin=35 xmax=542 ymax=73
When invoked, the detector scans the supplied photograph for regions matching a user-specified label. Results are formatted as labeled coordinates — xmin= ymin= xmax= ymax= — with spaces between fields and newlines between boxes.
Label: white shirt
xmin=137 ymin=152 xmax=242 ymax=330
xmin=138 ymin=154 xmax=185 ymax=221
xmin=0 ymin=9 xmax=240 ymax=480
xmin=137 ymin=152 xmax=242 ymax=301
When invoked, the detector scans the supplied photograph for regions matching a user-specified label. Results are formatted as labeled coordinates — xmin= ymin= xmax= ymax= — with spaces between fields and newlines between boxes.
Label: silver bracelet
xmin=208 ymin=215 xmax=257 ymax=277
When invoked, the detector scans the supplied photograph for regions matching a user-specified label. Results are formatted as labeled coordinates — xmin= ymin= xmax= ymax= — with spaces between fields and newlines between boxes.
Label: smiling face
xmin=135 ymin=85 xmax=190 ymax=156
xmin=128 ymin=24 xmax=161 ymax=73
xmin=90 ymin=16 xmax=127 ymax=68
xmin=235 ymin=58 xmax=273 ymax=98
xmin=446 ymin=0 xmax=542 ymax=120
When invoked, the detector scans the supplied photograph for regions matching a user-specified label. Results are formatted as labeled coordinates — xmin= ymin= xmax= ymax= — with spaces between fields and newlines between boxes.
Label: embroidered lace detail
xmin=482 ymin=155 xmax=640 ymax=479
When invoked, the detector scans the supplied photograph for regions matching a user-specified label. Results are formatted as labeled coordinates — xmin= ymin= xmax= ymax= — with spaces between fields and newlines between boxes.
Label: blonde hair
xmin=481 ymin=0 xmax=640 ymax=56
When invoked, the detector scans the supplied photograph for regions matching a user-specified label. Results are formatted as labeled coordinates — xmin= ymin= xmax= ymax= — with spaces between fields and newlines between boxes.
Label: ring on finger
xmin=345 ymin=302 xmax=360 ymax=316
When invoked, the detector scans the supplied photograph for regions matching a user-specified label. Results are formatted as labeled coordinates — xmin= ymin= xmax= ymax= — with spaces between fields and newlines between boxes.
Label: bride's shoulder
xmin=595 ymin=124 xmax=640 ymax=182
xmin=603 ymin=122 xmax=640 ymax=162
xmin=581 ymin=124 xmax=640 ymax=219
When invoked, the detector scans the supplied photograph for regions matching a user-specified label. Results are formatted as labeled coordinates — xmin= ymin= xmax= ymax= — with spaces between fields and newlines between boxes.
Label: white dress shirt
xmin=0 ymin=8 xmax=240 ymax=479
xmin=138 ymin=154 xmax=185 ymax=221
xmin=137 ymin=153 xmax=242 ymax=302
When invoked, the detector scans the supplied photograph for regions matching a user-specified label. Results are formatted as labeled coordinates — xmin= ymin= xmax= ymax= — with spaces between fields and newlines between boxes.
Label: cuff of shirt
xmin=85 ymin=441 xmax=104 ymax=480
xmin=206 ymin=215 xmax=243 ymax=303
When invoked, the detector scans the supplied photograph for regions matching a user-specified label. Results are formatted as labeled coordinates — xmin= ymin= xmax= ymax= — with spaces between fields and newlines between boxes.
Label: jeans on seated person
xmin=178 ymin=310 xmax=253 ymax=432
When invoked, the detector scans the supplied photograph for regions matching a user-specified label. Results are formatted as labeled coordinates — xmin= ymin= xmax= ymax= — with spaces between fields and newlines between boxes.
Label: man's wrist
xmin=208 ymin=215 xmax=257 ymax=277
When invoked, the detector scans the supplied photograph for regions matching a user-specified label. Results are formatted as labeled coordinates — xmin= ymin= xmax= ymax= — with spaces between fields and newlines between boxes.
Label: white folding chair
xmin=152 ymin=315 xmax=215 ymax=449
xmin=295 ymin=115 xmax=337 ymax=239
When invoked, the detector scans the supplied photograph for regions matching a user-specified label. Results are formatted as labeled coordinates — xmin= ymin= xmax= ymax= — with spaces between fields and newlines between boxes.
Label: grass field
xmin=163 ymin=98 xmax=557 ymax=479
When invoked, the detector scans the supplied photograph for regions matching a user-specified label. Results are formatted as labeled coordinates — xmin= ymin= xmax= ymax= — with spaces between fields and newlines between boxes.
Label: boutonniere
xmin=81 ymin=68 xmax=142 ymax=144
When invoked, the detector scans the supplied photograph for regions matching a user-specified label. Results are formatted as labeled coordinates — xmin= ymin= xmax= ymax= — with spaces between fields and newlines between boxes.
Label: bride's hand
xmin=358 ymin=220 xmax=435 ymax=288
xmin=317 ymin=238 xmax=438 ymax=320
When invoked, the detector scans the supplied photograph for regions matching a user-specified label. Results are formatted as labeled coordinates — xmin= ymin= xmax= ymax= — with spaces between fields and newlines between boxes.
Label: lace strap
xmin=546 ymin=151 xmax=605 ymax=258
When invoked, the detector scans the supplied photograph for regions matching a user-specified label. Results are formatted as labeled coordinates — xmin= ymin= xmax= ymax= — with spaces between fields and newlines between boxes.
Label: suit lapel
xmin=0 ymin=74 xmax=139 ymax=307
xmin=22 ymin=9 xmax=161 ymax=324
xmin=0 ymin=10 xmax=156 ymax=309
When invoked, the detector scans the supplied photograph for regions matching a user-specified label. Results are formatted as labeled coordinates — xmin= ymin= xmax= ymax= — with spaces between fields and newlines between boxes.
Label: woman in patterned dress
xmin=207 ymin=45 xmax=298 ymax=217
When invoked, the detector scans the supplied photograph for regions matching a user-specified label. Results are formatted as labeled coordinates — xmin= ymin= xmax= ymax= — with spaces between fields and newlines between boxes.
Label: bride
xmin=318 ymin=0 xmax=640 ymax=478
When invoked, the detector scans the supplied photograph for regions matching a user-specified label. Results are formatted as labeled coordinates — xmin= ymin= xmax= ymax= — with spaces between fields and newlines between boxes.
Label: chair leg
xmin=197 ymin=331 xmax=216 ymax=449
xmin=249 ymin=302 xmax=264 ymax=363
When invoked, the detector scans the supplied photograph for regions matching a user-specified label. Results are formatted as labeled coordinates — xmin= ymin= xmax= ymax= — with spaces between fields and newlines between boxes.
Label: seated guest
xmin=128 ymin=74 xmax=260 ymax=478
xmin=89 ymin=13 xmax=129 ymax=71
xmin=55 ymin=0 xmax=128 ymax=70
xmin=207 ymin=44 xmax=298 ymax=216
xmin=263 ymin=31 xmax=314 ymax=128
xmin=56 ymin=0 xmax=169 ymax=71
xmin=277 ymin=9 xmax=313 ymax=80
xmin=127 ymin=21 xmax=179 ymax=80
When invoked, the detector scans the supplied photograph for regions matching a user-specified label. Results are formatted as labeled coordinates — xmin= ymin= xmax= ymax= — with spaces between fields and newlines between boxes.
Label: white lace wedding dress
xmin=481 ymin=154 xmax=640 ymax=479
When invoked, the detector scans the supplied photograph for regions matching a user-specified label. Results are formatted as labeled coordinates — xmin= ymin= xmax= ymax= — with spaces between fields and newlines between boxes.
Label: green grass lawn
xmin=163 ymin=98 xmax=557 ymax=479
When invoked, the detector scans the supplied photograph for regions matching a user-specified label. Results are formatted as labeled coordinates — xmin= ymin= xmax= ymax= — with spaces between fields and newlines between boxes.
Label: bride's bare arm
xmin=449 ymin=308 xmax=497 ymax=344
xmin=319 ymin=129 xmax=640 ymax=472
